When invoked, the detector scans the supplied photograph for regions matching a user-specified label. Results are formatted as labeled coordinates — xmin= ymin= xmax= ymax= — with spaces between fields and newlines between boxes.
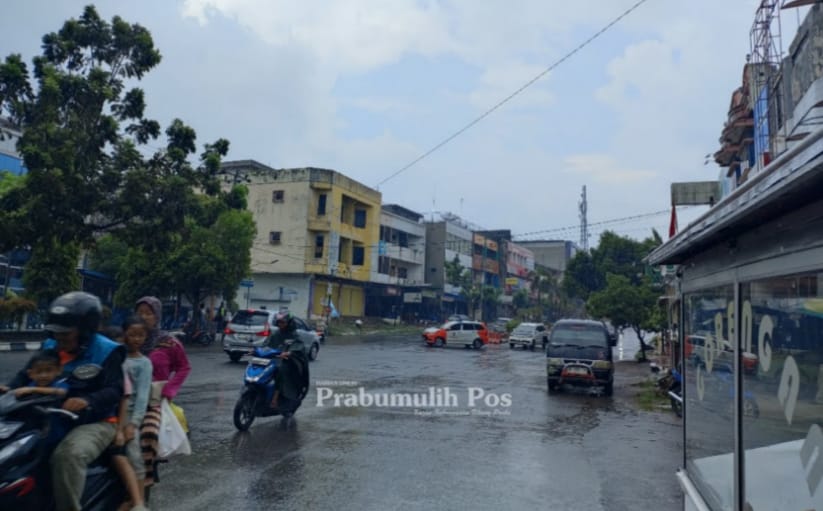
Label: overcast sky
xmin=1 ymin=1 xmax=811 ymax=246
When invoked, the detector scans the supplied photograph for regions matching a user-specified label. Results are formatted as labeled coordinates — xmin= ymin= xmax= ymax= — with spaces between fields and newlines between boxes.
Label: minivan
xmin=545 ymin=319 xmax=617 ymax=396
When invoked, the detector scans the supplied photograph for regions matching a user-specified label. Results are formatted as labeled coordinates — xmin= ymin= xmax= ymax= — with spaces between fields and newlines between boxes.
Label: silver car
xmin=223 ymin=309 xmax=321 ymax=363
xmin=508 ymin=322 xmax=548 ymax=351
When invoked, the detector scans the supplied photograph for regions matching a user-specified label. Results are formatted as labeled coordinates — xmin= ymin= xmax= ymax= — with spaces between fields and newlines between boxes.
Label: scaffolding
xmin=749 ymin=1 xmax=786 ymax=170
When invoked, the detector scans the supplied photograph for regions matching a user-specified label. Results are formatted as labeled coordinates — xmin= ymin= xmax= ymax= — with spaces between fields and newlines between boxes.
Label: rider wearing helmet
xmin=6 ymin=291 xmax=125 ymax=511
xmin=268 ymin=310 xmax=309 ymax=410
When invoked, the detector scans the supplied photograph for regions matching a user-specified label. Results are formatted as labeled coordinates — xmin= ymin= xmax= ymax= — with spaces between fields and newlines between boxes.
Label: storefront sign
xmin=403 ymin=292 xmax=422 ymax=303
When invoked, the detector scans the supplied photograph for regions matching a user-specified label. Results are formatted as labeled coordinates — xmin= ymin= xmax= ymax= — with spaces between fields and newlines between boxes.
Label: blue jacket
xmin=10 ymin=334 xmax=125 ymax=425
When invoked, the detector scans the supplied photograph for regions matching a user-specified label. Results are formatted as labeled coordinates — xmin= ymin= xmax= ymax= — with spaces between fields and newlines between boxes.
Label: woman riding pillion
xmin=267 ymin=311 xmax=309 ymax=411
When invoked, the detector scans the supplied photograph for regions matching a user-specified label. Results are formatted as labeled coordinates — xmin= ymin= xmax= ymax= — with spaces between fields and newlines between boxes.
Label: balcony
xmin=308 ymin=215 xmax=333 ymax=232
xmin=383 ymin=244 xmax=424 ymax=265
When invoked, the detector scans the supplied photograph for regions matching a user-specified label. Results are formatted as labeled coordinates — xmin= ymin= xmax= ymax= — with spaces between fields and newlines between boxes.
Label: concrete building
xmin=425 ymin=213 xmax=474 ymax=317
xmin=366 ymin=204 xmax=432 ymax=319
xmin=222 ymin=160 xmax=381 ymax=319
xmin=516 ymin=240 xmax=577 ymax=274
xmin=476 ymin=230 xmax=535 ymax=308
xmin=0 ymin=119 xmax=25 ymax=176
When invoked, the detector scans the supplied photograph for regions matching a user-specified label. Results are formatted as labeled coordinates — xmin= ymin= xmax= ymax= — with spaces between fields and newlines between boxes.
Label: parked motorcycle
xmin=233 ymin=347 xmax=308 ymax=431
xmin=0 ymin=392 xmax=124 ymax=510
xmin=176 ymin=320 xmax=215 ymax=346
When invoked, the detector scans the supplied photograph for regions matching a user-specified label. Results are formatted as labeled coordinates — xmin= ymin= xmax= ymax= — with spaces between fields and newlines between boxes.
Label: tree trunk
xmin=634 ymin=326 xmax=649 ymax=362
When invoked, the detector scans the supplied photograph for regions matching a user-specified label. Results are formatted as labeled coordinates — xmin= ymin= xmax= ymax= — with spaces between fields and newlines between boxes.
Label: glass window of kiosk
xmin=740 ymin=272 xmax=823 ymax=510
xmin=683 ymin=284 xmax=735 ymax=510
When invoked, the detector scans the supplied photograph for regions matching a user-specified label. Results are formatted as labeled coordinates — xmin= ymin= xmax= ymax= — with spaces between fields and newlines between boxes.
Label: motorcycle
xmin=0 ymin=392 xmax=125 ymax=510
xmin=175 ymin=320 xmax=215 ymax=346
xmin=233 ymin=347 xmax=308 ymax=431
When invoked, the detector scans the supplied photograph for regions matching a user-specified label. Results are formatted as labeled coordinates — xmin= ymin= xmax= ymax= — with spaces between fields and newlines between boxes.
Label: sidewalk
xmin=0 ymin=340 xmax=42 ymax=352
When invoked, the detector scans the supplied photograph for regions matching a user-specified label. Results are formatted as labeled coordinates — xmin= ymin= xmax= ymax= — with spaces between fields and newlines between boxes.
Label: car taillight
xmin=224 ymin=327 xmax=234 ymax=335
xmin=256 ymin=329 xmax=270 ymax=337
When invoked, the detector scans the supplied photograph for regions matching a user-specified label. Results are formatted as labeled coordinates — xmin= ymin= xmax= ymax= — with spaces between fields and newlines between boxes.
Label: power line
xmin=513 ymin=208 xmax=681 ymax=239
xmin=375 ymin=0 xmax=653 ymax=188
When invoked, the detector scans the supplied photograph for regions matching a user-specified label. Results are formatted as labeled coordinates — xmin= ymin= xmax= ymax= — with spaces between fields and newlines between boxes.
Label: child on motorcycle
xmin=0 ymin=350 xmax=70 ymax=452
xmin=108 ymin=316 xmax=153 ymax=511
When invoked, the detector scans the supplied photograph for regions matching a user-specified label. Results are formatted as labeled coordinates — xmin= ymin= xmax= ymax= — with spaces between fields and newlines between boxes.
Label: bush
xmin=506 ymin=319 xmax=520 ymax=332
xmin=0 ymin=297 xmax=38 ymax=330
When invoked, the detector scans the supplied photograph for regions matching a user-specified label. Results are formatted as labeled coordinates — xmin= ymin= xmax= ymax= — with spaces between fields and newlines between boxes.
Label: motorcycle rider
xmin=267 ymin=310 xmax=309 ymax=410
xmin=6 ymin=292 xmax=126 ymax=511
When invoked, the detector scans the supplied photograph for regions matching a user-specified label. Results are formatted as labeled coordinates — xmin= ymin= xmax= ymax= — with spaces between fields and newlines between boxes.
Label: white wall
xmin=237 ymin=273 xmax=312 ymax=318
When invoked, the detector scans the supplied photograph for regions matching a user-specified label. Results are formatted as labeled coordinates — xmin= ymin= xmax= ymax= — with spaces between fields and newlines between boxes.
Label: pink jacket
xmin=148 ymin=338 xmax=191 ymax=400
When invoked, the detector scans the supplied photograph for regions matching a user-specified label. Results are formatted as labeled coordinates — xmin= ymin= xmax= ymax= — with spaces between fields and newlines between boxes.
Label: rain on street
xmin=0 ymin=333 xmax=682 ymax=511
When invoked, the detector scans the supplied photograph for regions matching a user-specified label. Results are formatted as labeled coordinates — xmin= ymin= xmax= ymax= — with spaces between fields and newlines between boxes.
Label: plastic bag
xmin=168 ymin=401 xmax=189 ymax=434
xmin=158 ymin=398 xmax=191 ymax=458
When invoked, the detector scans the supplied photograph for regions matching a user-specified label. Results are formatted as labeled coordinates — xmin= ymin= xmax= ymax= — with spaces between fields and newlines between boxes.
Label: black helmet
xmin=46 ymin=291 xmax=102 ymax=342
xmin=275 ymin=310 xmax=293 ymax=326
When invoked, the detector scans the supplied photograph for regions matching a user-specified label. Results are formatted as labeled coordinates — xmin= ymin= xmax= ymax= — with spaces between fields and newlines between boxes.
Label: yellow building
xmin=221 ymin=160 xmax=381 ymax=319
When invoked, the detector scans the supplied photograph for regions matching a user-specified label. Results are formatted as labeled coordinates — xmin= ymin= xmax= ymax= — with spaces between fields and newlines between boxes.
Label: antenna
xmin=579 ymin=185 xmax=589 ymax=251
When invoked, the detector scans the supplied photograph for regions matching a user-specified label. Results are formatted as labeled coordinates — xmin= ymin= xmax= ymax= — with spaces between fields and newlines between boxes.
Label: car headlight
xmin=592 ymin=360 xmax=612 ymax=370
xmin=547 ymin=357 xmax=564 ymax=366
xmin=0 ymin=433 xmax=38 ymax=465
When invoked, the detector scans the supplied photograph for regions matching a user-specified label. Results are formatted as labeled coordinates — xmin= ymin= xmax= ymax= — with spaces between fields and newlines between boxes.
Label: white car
xmin=223 ymin=309 xmax=321 ymax=363
xmin=508 ymin=322 xmax=548 ymax=351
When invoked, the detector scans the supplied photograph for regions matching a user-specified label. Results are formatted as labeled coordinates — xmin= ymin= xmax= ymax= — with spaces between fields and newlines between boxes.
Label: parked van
xmin=545 ymin=319 xmax=617 ymax=396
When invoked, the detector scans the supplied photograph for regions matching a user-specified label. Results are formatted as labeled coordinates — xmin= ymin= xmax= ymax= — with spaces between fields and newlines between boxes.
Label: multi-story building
xmin=222 ymin=160 xmax=380 ymax=319
xmin=516 ymin=239 xmax=577 ymax=274
xmin=425 ymin=213 xmax=474 ymax=317
xmin=476 ymin=230 xmax=535 ymax=314
xmin=366 ymin=204 xmax=432 ymax=319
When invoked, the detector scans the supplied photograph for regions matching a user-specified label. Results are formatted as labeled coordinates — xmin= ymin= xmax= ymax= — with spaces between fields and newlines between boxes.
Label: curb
xmin=0 ymin=341 xmax=43 ymax=352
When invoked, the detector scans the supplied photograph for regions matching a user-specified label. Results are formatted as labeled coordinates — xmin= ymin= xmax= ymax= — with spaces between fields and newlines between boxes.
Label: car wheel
xmin=604 ymin=381 xmax=614 ymax=397
xmin=509 ymin=343 xmax=515 ymax=349
xmin=547 ymin=379 xmax=559 ymax=393
xmin=529 ymin=341 xmax=535 ymax=351
xmin=472 ymin=338 xmax=483 ymax=350
xmin=309 ymin=343 xmax=319 ymax=361
xmin=435 ymin=337 xmax=445 ymax=348
xmin=229 ymin=352 xmax=243 ymax=363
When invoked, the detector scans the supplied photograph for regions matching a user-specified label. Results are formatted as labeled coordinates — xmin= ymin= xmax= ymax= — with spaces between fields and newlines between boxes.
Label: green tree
xmin=587 ymin=274 xmax=659 ymax=362
xmin=21 ymin=238 xmax=81 ymax=305
xmin=0 ymin=6 xmax=238 ymax=302
xmin=562 ymin=250 xmax=603 ymax=301
xmin=512 ymin=288 xmax=530 ymax=311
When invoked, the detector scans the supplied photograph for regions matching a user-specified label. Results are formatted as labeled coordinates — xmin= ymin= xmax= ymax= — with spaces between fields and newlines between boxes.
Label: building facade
xmin=425 ymin=214 xmax=474 ymax=317
xmin=222 ymin=160 xmax=380 ymax=319
xmin=367 ymin=204 xmax=433 ymax=319
xmin=517 ymin=239 xmax=577 ymax=274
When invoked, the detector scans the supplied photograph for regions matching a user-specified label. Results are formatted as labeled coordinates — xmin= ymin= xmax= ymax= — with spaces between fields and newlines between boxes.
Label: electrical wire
xmin=375 ymin=0 xmax=653 ymax=188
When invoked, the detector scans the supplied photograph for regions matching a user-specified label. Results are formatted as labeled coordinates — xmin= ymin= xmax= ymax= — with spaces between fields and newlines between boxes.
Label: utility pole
xmin=579 ymin=185 xmax=589 ymax=252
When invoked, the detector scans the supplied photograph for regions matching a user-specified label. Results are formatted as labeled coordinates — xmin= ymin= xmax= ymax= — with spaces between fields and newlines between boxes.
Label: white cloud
xmin=562 ymin=154 xmax=656 ymax=184
xmin=181 ymin=0 xmax=456 ymax=73
xmin=468 ymin=62 xmax=554 ymax=111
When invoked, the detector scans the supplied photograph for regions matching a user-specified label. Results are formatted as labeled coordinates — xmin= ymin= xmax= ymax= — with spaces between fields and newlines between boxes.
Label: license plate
xmin=564 ymin=366 xmax=589 ymax=376
xmin=250 ymin=357 xmax=272 ymax=366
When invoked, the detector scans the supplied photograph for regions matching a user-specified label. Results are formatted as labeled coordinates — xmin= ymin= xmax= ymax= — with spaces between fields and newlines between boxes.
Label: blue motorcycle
xmin=233 ymin=347 xmax=308 ymax=431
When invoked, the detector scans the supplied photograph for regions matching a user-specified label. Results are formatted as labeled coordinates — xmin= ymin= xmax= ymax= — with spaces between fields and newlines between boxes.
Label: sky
xmin=0 ymin=0 xmax=813 ymax=247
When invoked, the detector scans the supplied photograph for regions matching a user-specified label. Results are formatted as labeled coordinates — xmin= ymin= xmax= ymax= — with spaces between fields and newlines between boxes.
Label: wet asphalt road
xmin=0 ymin=333 xmax=682 ymax=510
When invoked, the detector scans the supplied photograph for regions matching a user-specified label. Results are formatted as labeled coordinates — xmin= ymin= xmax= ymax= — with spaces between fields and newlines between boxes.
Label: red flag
xmin=668 ymin=205 xmax=678 ymax=238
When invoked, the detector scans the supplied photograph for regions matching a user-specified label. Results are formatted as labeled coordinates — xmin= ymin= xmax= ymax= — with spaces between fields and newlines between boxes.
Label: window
xmin=354 ymin=209 xmax=367 ymax=228
xmin=449 ymin=323 xmax=461 ymax=331
xmin=683 ymin=284 xmax=735 ymax=510
xmin=269 ymin=231 xmax=281 ymax=244
xmin=272 ymin=190 xmax=284 ymax=202
xmin=352 ymin=246 xmax=365 ymax=266
xmin=398 ymin=267 xmax=408 ymax=279
xmin=317 ymin=194 xmax=327 ymax=215
xmin=398 ymin=231 xmax=409 ymax=247
xmin=740 ymin=272 xmax=823 ymax=510
xmin=314 ymin=235 xmax=324 ymax=259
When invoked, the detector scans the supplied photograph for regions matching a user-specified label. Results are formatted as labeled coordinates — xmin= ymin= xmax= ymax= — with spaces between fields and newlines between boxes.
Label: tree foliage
xmin=0 ymin=6 xmax=252 ymax=306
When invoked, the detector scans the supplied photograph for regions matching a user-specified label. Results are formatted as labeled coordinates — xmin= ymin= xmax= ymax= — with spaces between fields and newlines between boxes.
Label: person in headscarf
xmin=134 ymin=296 xmax=191 ymax=490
